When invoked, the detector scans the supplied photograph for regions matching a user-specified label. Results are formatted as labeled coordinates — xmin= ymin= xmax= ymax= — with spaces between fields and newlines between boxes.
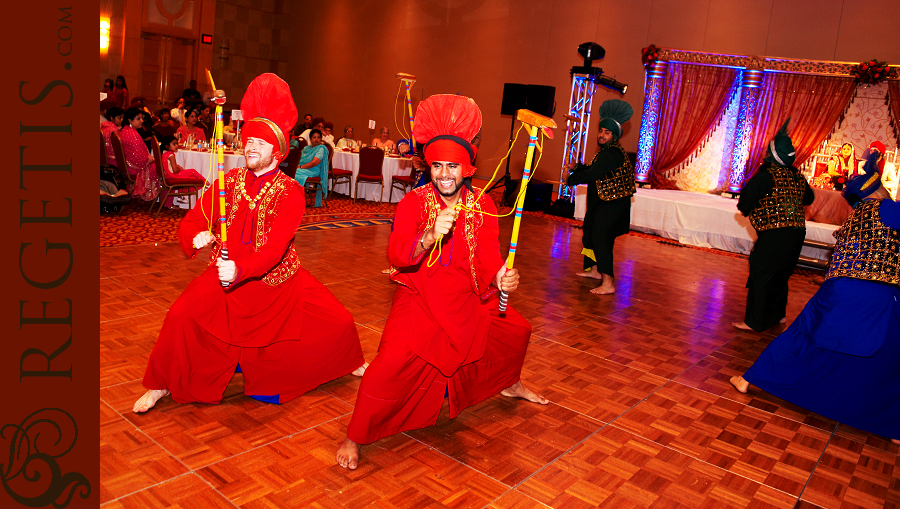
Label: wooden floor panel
xmin=100 ymin=213 xmax=895 ymax=508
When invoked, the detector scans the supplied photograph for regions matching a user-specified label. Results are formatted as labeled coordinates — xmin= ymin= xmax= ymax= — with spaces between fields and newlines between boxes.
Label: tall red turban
xmin=240 ymin=73 xmax=297 ymax=162
xmin=412 ymin=94 xmax=482 ymax=177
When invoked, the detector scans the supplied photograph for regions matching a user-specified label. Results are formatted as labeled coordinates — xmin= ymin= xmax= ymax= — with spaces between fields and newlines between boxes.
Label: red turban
xmin=240 ymin=73 xmax=297 ymax=162
xmin=412 ymin=94 xmax=482 ymax=177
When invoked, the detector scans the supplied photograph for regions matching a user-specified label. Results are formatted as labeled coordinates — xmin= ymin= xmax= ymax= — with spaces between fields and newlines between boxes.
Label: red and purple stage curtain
xmin=650 ymin=63 xmax=738 ymax=189
xmin=888 ymin=81 xmax=900 ymax=143
xmin=743 ymin=73 xmax=855 ymax=183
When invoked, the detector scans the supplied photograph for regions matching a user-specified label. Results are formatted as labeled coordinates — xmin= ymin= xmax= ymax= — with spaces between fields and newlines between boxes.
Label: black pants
xmin=744 ymin=228 xmax=806 ymax=331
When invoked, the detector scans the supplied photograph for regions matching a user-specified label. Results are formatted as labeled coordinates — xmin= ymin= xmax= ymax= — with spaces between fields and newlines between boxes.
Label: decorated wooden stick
xmin=396 ymin=72 xmax=417 ymax=152
xmin=499 ymin=109 xmax=556 ymax=312
xmin=207 ymin=69 xmax=230 ymax=288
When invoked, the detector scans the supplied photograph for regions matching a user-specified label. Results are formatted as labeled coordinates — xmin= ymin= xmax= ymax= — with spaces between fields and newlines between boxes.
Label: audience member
xmin=120 ymin=107 xmax=160 ymax=201
xmin=182 ymin=79 xmax=202 ymax=104
xmin=176 ymin=108 xmax=208 ymax=144
xmin=371 ymin=127 xmax=396 ymax=152
xmin=136 ymin=111 xmax=156 ymax=152
xmin=112 ymin=75 xmax=129 ymax=109
xmin=322 ymin=121 xmax=335 ymax=147
xmin=102 ymin=78 xmax=114 ymax=96
xmin=102 ymin=106 xmax=124 ymax=165
xmin=300 ymin=117 xmax=325 ymax=145
xmin=302 ymin=113 xmax=313 ymax=131
xmin=170 ymin=97 xmax=187 ymax=126
xmin=294 ymin=128 xmax=329 ymax=208
xmin=158 ymin=135 xmax=206 ymax=208
xmin=336 ymin=125 xmax=360 ymax=150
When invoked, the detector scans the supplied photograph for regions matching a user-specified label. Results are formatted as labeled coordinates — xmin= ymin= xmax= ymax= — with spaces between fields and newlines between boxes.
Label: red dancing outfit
xmin=346 ymin=184 xmax=531 ymax=443
xmin=142 ymin=167 xmax=364 ymax=403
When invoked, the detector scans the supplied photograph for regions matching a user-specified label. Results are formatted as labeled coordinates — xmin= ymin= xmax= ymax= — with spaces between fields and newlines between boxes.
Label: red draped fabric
xmin=650 ymin=64 xmax=738 ymax=189
xmin=743 ymin=73 xmax=855 ymax=183
xmin=888 ymin=81 xmax=900 ymax=143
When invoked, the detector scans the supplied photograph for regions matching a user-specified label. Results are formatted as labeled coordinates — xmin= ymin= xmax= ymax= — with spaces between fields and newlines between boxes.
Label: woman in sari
xmin=293 ymin=128 xmax=329 ymax=207
xmin=120 ymin=107 xmax=160 ymax=201
xmin=176 ymin=108 xmax=208 ymax=145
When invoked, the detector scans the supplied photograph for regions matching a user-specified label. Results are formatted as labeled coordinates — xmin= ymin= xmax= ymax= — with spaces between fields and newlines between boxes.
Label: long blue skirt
xmin=744 ymin=277 xmax=900 ymax=439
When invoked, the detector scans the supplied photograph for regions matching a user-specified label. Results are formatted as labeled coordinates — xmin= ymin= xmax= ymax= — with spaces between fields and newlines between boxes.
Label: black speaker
xmin=500 ymin=83 xmax=556 ymax=117
xmin=500 ymin=83 xmax=528 ymax=116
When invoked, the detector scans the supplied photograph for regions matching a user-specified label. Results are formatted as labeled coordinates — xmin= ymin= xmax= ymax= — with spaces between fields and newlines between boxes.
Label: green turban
xmin=764 ymin=118 xmax=796 ymax=167
xmin=597 ymin=100 xmax=633 ymax=140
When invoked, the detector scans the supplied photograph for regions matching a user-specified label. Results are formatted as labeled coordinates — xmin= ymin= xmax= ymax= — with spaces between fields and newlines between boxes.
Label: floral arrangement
xmin=831 ymin=174 xmax=847 ymax=191
xmin=641 ymin=44 xmax=660 ymax=69
xmin=850 ymin=59 xmax=898 ymax=85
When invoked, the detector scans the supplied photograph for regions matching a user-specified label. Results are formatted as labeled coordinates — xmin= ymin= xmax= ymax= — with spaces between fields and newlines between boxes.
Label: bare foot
xmin=729 ymin=375 xmax=749 ymax=394
xmin=779 ymin=317 xmax=787 ymax=324
xmin=351 ymin=362 xmax=369 ymax=377
xmin=576 ymin=271 xmax=603 ymax=280
xmin=133 ymin=389 xmax=170 ymax=413
xmin=590 ymin=282 xmax=615 ymax=295
xmin=892 ymin=439 xmax=900 ymax=445
xmin=501 ymin=380 xmax=548 ymax=404
xmin=732 ymin=322 xmax=754 ymax=331
xmin=335 ymin=437 xmax=360 ymax=469
xmin=381 ymin=268 xmax=391 ymax=274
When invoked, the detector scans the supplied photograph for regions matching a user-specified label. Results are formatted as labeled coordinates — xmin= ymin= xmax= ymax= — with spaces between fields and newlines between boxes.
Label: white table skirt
xmin=173 ymin=149 xmax=245 ymax=208
xmin=574 ymin=185 xmax=838 ymax=262
xmin=331 ymin=151 xmax=415 ymax=203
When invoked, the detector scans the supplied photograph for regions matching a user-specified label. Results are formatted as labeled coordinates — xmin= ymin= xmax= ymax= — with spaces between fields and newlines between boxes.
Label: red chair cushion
xmin=331 ymin=168 xmax=353 ymax=176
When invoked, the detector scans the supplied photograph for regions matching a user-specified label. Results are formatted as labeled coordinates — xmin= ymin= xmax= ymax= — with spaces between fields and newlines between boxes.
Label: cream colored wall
xmin=283 ymin=0 xmax=899 ymax=182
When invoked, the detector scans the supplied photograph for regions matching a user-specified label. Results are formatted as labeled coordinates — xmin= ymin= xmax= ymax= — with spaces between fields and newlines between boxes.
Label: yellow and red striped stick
xmin=499 ymin=109 xmax=556 ymax=312
xmin=207 ymin=70 xmax=230 ymax=288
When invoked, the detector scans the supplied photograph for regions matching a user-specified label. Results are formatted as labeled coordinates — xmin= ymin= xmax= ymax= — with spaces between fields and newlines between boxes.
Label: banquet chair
xmin=149 ymin=135 xmax=206 ymax=217
xmin=280 ymin=148 xmax=302 ymax=179
xmin=100 ymin=130 xmax=107 ymax=166
xmin=109 ymin=131 xmax=136 ymax=189
xmin=354 ymin=147 xmax=385 ymax=203
xmin=329 ymin=147 xmax=353 ymax=196
xmin=388 ymin=165 xmax=423 ymax=202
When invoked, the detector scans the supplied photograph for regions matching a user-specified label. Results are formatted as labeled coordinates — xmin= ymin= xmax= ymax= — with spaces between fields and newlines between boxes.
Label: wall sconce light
xmin=100 ymin=17 xmax=110 ymax=53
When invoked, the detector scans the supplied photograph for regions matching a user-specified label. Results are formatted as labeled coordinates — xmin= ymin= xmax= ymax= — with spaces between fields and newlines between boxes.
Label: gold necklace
xmin=240 ymin=176 xmax=273 ymax=210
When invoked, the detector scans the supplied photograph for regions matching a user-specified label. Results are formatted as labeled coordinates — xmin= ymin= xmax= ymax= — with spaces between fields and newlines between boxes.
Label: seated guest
xmin=371 ymin=127 xmax=395 ymax=152
xmin=130 ymin=96 xmax=152 ymax=115
xmin=176 ymin=108 xmax=208 ymax=144
xmin=301 ymin=113 xmax=313 ymax=132
xmin=293 ymin=128 xmax=329 ymax=208
xmin=336 ymin=125 xmax=360 ymax=150
xmin=731 ymin=152 xmax=900 ymax=445
xmin=120 ymin=107 xmax=160 ymax=201
xmin=102 ymin=106 xmax=124 ymax=165
xmin=322 ymin=121 xmax=336 ymax=147
xmin=170 ymin=97 xmax=187 ymax=126
xmin=136 ymin=111 xmax=156 ymax=152
xmin=300 ymin=117 xmax=325 ymax=144
xmin=158 ymin=135 xmax=206 ymax=208
xmin=156 ymin=108 xmax=177 ymax=128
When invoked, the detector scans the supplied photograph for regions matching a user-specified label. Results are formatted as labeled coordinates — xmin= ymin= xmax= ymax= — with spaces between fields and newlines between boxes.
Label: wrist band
xmin=420 ymin=237 xmax=427 ymax=250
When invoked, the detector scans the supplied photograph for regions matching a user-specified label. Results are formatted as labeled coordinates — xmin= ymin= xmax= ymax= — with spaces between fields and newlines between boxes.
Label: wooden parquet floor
xmin=100 ymin=213 xmax=899 ymax=508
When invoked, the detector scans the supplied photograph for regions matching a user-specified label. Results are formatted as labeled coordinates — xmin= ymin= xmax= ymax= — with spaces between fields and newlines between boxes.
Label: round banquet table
xmin=172 ymin=149 xmax=246 ymax=208
xmin=331 ymin=150 xmax=416 ymax=203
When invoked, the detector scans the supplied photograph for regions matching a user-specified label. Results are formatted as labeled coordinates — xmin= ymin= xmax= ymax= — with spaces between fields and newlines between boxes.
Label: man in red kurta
xmin=336 ymin=94 xmax=547 ymax=470
xmin=134 ymin=74 xmax=364 ymax=413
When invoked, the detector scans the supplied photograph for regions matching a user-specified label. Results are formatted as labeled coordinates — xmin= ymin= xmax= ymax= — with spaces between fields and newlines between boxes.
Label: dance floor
xmin=100 ymin=212 xmax=899 ymax=508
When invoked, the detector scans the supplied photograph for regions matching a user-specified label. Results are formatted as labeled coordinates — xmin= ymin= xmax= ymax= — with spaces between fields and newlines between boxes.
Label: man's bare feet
xmin=729 ymin=375 xmax=749 ymax=394
xmin=576 ymin=271 xmax=603 ymax=280
xmin=381 ymin=268 xmax=391 ymax=274
xmin=732 ymin=322 xmax=754 ymax=331
xmin=500 ymin=380 xmax=549 ymax=404
xmin=590 ymin=282 xmax=615 ymax=295
xmin=892 ymin=438 xmax=900 ymax=445
xmin=336 ymin=437 xmax=360 ymax=469
xmin=779 ymin=317 xmax=787 ymax=324
xmin=133 ymin=389 xmax=170 ymax=413
xmin=351 ymin=362 xmax=369 ymax=377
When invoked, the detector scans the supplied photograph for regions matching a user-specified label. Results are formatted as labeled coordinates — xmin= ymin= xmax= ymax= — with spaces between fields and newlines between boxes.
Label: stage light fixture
xmin=100 ymin=17 xmax=110 ymax=52
xmin=569 ymin=41 xmax=627 ymax=95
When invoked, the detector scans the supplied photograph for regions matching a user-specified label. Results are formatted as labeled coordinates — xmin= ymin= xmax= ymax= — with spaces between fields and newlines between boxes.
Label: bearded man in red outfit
xmin=335 ymin=94 xmax=547 ymax=470
xmin=133 ymin=73 xmax=365 ymax=413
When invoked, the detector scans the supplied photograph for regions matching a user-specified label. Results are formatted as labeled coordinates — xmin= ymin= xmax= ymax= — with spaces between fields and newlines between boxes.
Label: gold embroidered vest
xmin=748 ymin=166 xmax=808 ymax=231
xmin=390 ymin=185 xmax=489 ymax=296
xmin=593 ymin=141 xmax=635 ymax=201
xmin=825 ymin=199 xmax=900 ymax=285
xmin=209 ymin=169 xmax=303 ymax=286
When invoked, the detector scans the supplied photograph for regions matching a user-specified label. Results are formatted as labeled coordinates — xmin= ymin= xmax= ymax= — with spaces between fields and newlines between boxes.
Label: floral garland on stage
xmin=850 ymin=58 xmax=898 ymax=84
xmin=641 ymin=44 xmax=660 ymax=69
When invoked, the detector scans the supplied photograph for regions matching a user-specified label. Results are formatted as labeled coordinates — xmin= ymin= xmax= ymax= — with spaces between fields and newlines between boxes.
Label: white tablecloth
xmin=574 ymin=186 xmax=838 ymax=262
xmin=173 ymin=149 xmax=245 ymax=208
xmin=331 ymin=151 xmax=415 ymax=203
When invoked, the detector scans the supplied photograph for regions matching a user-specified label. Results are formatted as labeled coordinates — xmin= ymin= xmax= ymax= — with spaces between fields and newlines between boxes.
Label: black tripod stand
xmin=486 ymin=115 xmax=518 ymax=206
